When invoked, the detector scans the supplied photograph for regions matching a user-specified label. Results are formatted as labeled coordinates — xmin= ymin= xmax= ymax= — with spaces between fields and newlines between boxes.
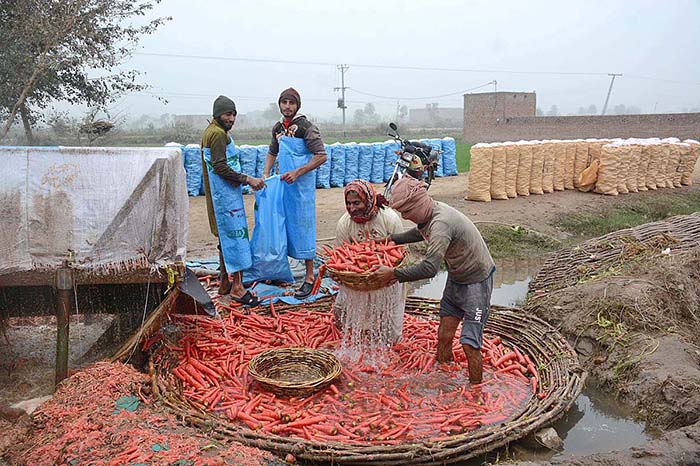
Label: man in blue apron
xmin=263 ymin=88 xmax=327 ymax=299
xmin=201 ymin=95 xmax=265 ymax=305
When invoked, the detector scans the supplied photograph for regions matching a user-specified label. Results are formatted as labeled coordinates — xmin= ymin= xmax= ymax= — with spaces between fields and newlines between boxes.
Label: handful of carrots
xmin=322 ymin=239 xmax=406 ymax=273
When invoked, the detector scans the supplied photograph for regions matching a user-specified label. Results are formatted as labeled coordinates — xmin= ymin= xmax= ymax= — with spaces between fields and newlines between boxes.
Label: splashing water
xmin=334 ymin=282 xmax=405 ymax=366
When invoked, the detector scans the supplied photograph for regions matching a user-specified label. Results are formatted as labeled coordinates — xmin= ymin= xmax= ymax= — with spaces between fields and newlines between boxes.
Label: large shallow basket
xmin=247 ymin=347 xmax=342 ymax=397
xmin=327 ymin=253 xmax=408 ymax=291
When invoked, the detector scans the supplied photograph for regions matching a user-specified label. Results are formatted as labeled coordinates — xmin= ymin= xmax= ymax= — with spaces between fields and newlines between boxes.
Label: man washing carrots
xmin=370 ymin=176 xmax=496 ymax=384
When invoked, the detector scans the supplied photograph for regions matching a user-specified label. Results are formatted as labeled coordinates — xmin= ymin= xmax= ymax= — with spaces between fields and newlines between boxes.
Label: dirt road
xmin=187 ymin=168 xmax=700 ymax=259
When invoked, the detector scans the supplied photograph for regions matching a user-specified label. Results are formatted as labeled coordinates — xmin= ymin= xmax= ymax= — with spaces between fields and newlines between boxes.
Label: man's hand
xmin=281 ymin=168 xmax=302 ymax=184
xmin=248 ymin=177 xmax=265 ymax=191
xmin=262 ymin=171 xmax=269 ymax=179
xmin=370 ymin=265 xmax=397 ymax=286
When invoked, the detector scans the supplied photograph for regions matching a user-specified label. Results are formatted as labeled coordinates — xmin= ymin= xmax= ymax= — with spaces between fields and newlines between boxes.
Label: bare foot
xmin=218 ymin=275 xmax=232 ymax=295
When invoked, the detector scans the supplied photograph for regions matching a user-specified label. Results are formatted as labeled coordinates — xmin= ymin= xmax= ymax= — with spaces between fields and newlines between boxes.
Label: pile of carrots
xmin=161 ymin=304 xmax=542 ymax=445
xmin=322 ymin=239 xmax=406 ymax=273
xmin=15 ymin=361 xmax=274 ymax=466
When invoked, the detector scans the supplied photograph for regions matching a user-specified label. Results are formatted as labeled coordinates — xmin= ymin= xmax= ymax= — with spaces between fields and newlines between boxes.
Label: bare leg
xmin=463 ymin=344 xmax=483 ymax=384
xmin=229 ymin=271 xmax=246 ymax=299
xmin=218 ymin=248 xmax=231 ymax=295
xmin=436 ymin=316 xmax=460 ymax=363
xmin=303 ymin=259 xmax=314 ymax=284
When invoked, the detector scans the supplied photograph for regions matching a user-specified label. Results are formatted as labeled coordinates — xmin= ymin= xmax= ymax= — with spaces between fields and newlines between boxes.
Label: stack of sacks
xmin=466 ymin=143 xmax=494 ymax=201
xmin=315 ymin=144 xmax=331 ymax=189
xmin=466 ymin=136 xmax=699 ymax=202
xmin=370 ymin=143 xmax=385 ymax=183
xmin=682 ymin=140 xmax=700 ymax=186
xmin=329 ymin=143 xmax=346 ymax=188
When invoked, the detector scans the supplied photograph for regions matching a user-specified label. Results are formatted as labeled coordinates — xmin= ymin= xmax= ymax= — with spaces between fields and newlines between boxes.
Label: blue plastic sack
xmin=370 ymin=143 xmax=385 ymax=183
xmin=343 ymin=143 xmax=359 ymax=185
xmin=357 ymin=143 xmax=373 ymax=181
xmin=329 ymin=143 xmax=346 ymax=187
xmin=244 ymin=175 xmax=294 ymax=283
xmin=315 ymin=143 xmax=331 ymax=189
xmin=181 ymin=144 xmax=202 ymax=196
xmin=442 ymin=137 xmax=458 ymax=176
xmin=278 ymin=136 xmax=316 ymax=260
xmin=238 ymin=145 xmax=258 ymax=195
xmin=383 ymin=140 xmax=400 ymax=182
xmin=421 ymin=138 xmax=445 ymax=177
xmin=256 ymin=145 xmax=268 ymax=178
xmin=202 ymin=137 xmax=252 ymax=272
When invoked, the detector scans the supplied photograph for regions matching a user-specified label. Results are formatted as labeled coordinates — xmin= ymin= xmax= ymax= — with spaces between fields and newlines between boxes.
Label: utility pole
xmin=601 ymin=73 xmax=622 ymax=115
xmin=334 ymin=64 xmax=349 ymax=137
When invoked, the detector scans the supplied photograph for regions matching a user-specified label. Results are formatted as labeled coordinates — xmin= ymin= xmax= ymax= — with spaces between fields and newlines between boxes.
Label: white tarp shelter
xmin=0 ymin=146 xmax=188 ymax=278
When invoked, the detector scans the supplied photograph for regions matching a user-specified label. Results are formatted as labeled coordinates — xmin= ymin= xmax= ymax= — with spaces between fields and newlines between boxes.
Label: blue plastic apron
xmin=203 ymin=136 xmax=252 ymax=272
xmin=278 ymin=136 xmax=316 ymax=260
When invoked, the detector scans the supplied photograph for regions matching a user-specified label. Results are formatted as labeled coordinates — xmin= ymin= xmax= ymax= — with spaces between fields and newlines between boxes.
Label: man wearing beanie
xmin=370 ymin=176 xmax=495 ymax=385
xmin=263 ymin=87 xmax=327 ymax=299
xmin=201 ymin=95 xmax=265 ymax=305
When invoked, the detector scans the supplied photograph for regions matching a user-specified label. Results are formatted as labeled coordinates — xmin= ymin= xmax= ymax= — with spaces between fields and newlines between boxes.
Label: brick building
xmin=463 ymin=91 xmax=700 ymax=144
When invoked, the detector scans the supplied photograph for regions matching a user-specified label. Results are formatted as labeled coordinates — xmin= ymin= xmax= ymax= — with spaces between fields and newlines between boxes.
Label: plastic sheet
xmin=0 ymin=146 xmax=188 ymax=276
xmin=203 ymin=139 xmax=253 ymax=272
xmin=244 ymin=175 xmax=294 ymax=284
xmin=278 ymin=137 xmax=316 ymax=260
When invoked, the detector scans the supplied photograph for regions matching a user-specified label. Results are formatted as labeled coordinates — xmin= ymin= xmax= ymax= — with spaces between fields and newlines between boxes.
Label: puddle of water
xmin=405 ymin=256 xmax=653 ymax=462
xmin=548 ymin=381 xmax=653 ymax=460
xmin=405 ymin=256 xmax=543 ymax=307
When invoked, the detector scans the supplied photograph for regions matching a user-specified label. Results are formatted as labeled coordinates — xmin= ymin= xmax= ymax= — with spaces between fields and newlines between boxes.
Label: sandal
xmin=294 ymin=281 xmax=314 ymax=299
xmin=231 ymin=290 xmax=260 ymax=307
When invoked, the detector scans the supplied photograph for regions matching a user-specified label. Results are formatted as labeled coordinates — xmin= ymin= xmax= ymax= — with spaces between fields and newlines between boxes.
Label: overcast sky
xmin=113 ymin=0 xmax=700 ymax=120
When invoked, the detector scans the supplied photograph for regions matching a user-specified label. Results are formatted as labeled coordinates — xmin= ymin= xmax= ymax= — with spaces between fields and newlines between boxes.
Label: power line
xmin=349 ymin=81 xmax=496 ymax=100
xmin=132 ymin=51 xmax=611 ymax=77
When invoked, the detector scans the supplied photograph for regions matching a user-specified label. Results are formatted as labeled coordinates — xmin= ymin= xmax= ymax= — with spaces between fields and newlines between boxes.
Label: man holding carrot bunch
xmin=370 ymin=176 xmax=495 ymax=384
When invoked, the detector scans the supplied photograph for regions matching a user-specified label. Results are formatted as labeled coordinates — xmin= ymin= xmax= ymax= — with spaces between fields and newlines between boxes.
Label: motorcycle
xmin=384 ymin=122 xmax=442 ymax=198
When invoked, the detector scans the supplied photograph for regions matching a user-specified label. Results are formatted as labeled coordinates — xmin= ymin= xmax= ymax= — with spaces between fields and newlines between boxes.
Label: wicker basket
xmin=326 ymin=253 xmax=408 ymax=292
xmin=248 ymin=347 xmax=342 ymax=397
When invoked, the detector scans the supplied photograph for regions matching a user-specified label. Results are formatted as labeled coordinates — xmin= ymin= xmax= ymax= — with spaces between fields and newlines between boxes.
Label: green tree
xmin=0 ymin=0 xmax=170 ymax=142
xmin=262 ymin=102 xmax=280 ymax=122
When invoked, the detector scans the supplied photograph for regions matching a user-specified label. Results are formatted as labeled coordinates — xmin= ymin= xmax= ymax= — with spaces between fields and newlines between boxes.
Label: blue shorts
xmin=439 ymin=268 xmax=495 ymax=349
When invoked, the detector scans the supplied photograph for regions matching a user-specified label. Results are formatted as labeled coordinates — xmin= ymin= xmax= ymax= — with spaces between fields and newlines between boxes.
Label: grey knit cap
xmin=213 ymin=95 xmax=236 ymax=117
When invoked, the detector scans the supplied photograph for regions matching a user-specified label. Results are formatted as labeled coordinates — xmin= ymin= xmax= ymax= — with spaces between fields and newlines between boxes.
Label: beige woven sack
xmin=664 ymin=143 xmax=680 ymax=188
xmin=655 ymin=144 xmax=671 ymax=188
xmin=573 ymin=141 xmax=590 ymax=188
xmin=669 ymin=144 xmax=684 ymax=188
xmin=626 ymin=144 xmax=641 ymax=193
xmin=615 ymin=144 xmax=631 ymax=194
xmin=490 ymin=144 xmax=508 ymax=200
xmin=577 ymin=159 xmax=599 ymax=192
xmin=594 ymin=144 xmax=620 ymax=195
xmin=541 ymin=142 xmax=555 ymax=193
xmin=681 ymin=140 xmax=700 ymax=186
xmin=552 ymin=141 xmax=566 ymax=191
xmin=515 ymin=143 xmax=532 ymax=196
xmin=529 ymin=143 xmax=545 ymax=194
xmin=504 ymin=144 xmax=519 ymax=198
xmin=645 ymin=143 xmax=661 ymax=190
xmin=466 ymin=144 xmax=493 ymax=202
xmin=563 ymin=142 xmax=576 ymax=189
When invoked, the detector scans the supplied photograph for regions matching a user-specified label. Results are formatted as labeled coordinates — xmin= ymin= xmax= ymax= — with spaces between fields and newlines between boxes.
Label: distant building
xmin=173 ymin=114 xmax=250 ymax=127
xmin=409 ymin=104 xmax=463 ymax=127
